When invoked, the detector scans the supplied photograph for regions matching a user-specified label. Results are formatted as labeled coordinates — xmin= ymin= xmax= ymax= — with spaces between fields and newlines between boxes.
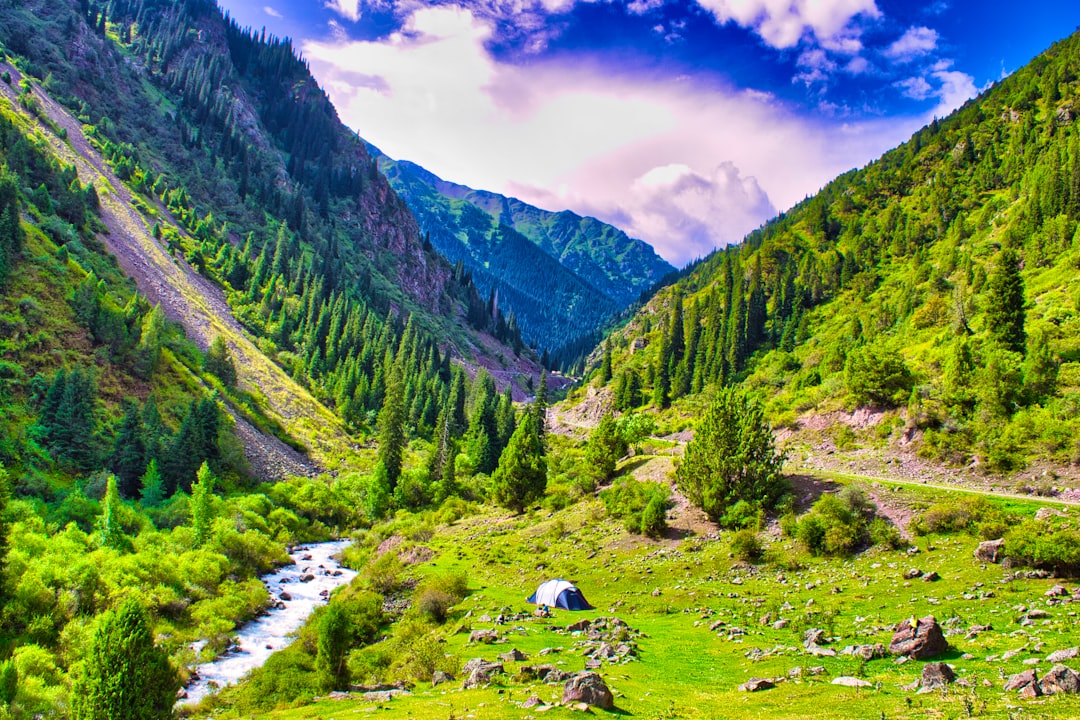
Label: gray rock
xmin=562 ymin=672 xmax=614 ymax=710
xmin=1047 ymin=647 xmax=1080 ymax=663
xmin=1040 ymin=664 xmax=1080 ymax=695
xmin=498 ymin=648 xmax=528 ymax=662
xmin=432 ymin=671 xmax=452 ymax=687
xmin=461 ymin=659 xmax=503 ymax=689
xmin=889 ymin=616 xmax=949 ymax=660
xmin=903 ymin=568 xmax=922 ymax=580
xmin=739 ymin=677 xmax=775 ymax=692
xmin=1004 ymin=668 xmax=1039 ymax=692
xmin=974 ymin=538 xmax=1005 ymax=563
xmin=468 ymin=629 xmax=498 ymax=644
xmin=920 ymin=662 xmax=956 ymax=690
xmin=1046 ymin=585 xmax=1070 ymax=598
xmin=831 ymin=676 xmax=872 ymax=688
xmin=522 ymin=694 xmax=542 ymax=709
xmin=804 ymin=628 xmax=827 ymax=648
xmin=921 ymin=571 xmax=940 ymax=582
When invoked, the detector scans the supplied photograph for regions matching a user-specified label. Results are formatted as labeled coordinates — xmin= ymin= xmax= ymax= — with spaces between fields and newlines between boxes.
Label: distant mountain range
xmin=372 ymin=150 xmax=675 ymax=365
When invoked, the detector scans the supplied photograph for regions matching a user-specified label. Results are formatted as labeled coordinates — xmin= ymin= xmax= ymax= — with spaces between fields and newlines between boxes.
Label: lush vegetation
xmin=591 ymin=29 xmax=1080 ymax=474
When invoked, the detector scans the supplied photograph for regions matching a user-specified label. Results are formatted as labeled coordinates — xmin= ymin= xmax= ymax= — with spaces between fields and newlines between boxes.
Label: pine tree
xmin=110 ymin=399 xmax=147 ymax=498
xmin=984 ymin=247 xmax=1026 ymax=354
xmin=377 ymin=362 xmax=407 ymax=490
xmin=70 ymin=599 xmax=178 ymax=720
xmin=190 ymin=461 xmax=215 ymax=547
xmin=599 ymin=338 xmax=613 ymax=383
xmin=97 ymin=475 xmax=128 ymax=551
xmin=584 ymin=412 xmax=626 ymax=485
xmin=203 ymin=335 xmax=237 ymax=387
xmin=316 ymin=603 xmax=351 ymax=690
xmin=135 ymin=305 xmax=166 ymax=378
xmin=532 ymin=371 xmax=548 ymax=445
xmin=491 ymin=412 xmax=547 ymax=514
xmin=139 ymin=459 xmax=165 ymax=507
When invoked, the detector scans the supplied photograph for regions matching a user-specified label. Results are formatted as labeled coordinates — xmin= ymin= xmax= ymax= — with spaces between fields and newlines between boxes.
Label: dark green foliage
xmin=491 ymin=411 xmax=546 ymax=514
xmin=70 ymin=599 xmax=178 ymax=720
xmin=377 ymin=363 xmax=407 ymax=491
xmin=730 ymin=529 xmax=763 ymax=562
xmin=844 ymin=341 xmax=914 ymax=407
xmin=796 ymin=487 xmax=877 ymax=556
xmin=584 ymin=412 xmax=626 ymax=485
xmin=110 ymin=399 xmax=147 ymax=497
xmin=910 ymin=497 xmax=1016 ymax=537
xmin=984 ymin=247 xmax=1026 ymax=354
xmin=34 ymin=368 xmax=100 ymax=470
xmin=0 ymin=659 xmax=16 ymax=706
xmin=675 ymin=388 xmax=788 ymax=526
xmin=204 ymin=335 xmax=237 ymax=387
xmin=190 ymin=461 xmax=215 ymax=547
xmin=601 ymin=476 xmax=671 ymax=537
xmin=1004 ymin=520 xmax=1080 ymax=576
xmin=317 ymin=603 xmax=351 ymax=690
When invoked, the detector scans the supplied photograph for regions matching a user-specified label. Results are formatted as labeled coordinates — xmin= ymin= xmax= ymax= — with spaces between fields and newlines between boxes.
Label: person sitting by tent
xmin=527 ymin=579 xmax=593 ymax=611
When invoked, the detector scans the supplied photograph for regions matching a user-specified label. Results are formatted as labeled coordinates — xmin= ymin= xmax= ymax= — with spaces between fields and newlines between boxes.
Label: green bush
xmin=910 ymin=498 xmax=1015 ymax=536
xmin=1004 ymin=521 xmax=1080 ymax=576
xmin=730 ymin=530 xmax=763 ymax=563
xmin=868 ymin=517 xmax=905 ymax=549
xmin=601 ymin=477 xmax=672 ymax=536
xmin=795 ymin=488 xmax=876 ymax=556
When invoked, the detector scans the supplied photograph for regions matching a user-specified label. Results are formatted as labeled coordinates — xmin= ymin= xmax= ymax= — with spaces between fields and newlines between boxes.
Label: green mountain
xmin=373 ymin=151 xmax=675 ymax=366
xmin=595 ymin=30 xmax=1080 ymax=474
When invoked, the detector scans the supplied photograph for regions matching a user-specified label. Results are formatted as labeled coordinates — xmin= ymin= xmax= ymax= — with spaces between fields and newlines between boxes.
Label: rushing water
xmin=180 ymin=539 xmax=357 ymax=706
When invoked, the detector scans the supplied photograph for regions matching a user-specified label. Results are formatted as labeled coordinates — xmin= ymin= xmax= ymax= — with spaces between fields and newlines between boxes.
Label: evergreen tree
xmin=97 ymin=475 xmax=128 ymax=551
xmin=495 ymin=386 xmax=516 ymax=455
xmin=532 ymin=371 xmax=548 ymax=445
xmin=70 ymin=599 xmax=178 ymax=720
xmin=203 ymin=335 xmax=237 ymax=387
xmin=316 ymin=603 xmax=351 ymax=690
xmin=584 ymin=412 xmax=626 ymax=485
xmin=599 ymin=338 xmax=613 ymax=384
xmin=491 ymin=412 xmax=547 ymax=514
xmin=675 ymin=388 xmax=788 ymax=526
xmin=190 ymin=461 xmax=215 ymax=547
xmin=139 ymin=459 xmax=165 ymax=507
xmin=110 ymin=399 xmax=147 ymax=498
xmin=984 ymin=247 xmax=1026 ymax=354
xmin=377 ymin=362 xmax=407 ymax=490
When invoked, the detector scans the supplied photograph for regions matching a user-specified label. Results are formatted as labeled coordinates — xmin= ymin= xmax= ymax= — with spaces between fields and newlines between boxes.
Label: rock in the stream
xmin=889 ymin=616 xmax=948 ymax=660
xmin=562 ymin=672 xmax=614 ymax=709
xmin=974 ymin=538 xmax=1005 ymax=563
xmin=739 ymin=677 xmax=775 ymax=692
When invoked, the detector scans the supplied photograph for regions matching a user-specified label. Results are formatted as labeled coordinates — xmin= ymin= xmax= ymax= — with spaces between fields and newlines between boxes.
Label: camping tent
xmin=527 ymin=579 xmax=593 ymax=610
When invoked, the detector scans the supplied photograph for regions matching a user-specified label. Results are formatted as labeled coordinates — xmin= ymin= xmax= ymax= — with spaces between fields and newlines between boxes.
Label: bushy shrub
xmin=362 ymin=551 xmax=403 ymax=594
xmin=1004 ymin=521 xmax=1080 ymax=576
xmin=601 ymin=478 xmax=672 ymax=536
xmin=910 ymin=498 xmax=1015 ymax=537
xmin=868 ymin=517 xmax=905 ymax=549
xmin=730 ymin=530 xmax=763 ymax=563
xmin=796 ymin=488 xmax=877 ymax=556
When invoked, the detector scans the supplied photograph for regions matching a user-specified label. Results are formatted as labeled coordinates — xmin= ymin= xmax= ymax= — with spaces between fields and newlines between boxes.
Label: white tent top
xmin=531 ymin=579 xmax=577 ymax=606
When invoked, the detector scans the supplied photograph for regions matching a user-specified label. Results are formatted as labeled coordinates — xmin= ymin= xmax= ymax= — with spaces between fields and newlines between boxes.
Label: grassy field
xmin=228 ymin=467 xmax=1080 ymax=720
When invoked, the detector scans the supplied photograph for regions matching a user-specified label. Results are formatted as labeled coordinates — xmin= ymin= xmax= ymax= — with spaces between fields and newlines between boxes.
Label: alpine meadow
xmin=1 ymin=1 xmax=1080 ymax=720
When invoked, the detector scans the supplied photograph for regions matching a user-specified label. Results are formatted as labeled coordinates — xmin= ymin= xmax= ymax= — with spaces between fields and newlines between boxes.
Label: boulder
xmin=1047 ymin=647 xmax=1080 ymax=663
xmin=431 ymin=670 xmax=452 ymax=687
xmin=831 ymin=676 xmax=872 ymax=688
xmin=1004 ymin=668 xmax=1039 ymax=692
xmin=921 ymin=571 xmax=940 ymax=582
xmin=920 ymin=662 xmax=956 ymax=690
xmin=903 ymin=568 xmax=922 ymax=580
xmin=522 ymin=694 xmax=542 ymax=709
xmin=566 ymin=619 xmax=592 ymax=632
xmin=1046 ymin=585 xmax=1070 ymax=598
xmin=1040 ymin=664 xmax=1080 ymax=695
xmin=517 ymin=664 xmax=572 ymax=684
xmin=468 ymin=629 xmax=498 ymax=644
xmin=461 ymin=659 xmax=503 ymax=689
xmin=498 ymin=648 xmax=528 ymax=663
xmin=562 ymin=672 xmax=614 ymax=710
xmin=804 ymin=628 xmax=827 ymax=648
xmin=889 ymin=616 xmax=948 ymax=660
xmin=739 ymin=677 xmax=775 ymax=692
xmin=974 ymin=539 xmax=1005 ymax=563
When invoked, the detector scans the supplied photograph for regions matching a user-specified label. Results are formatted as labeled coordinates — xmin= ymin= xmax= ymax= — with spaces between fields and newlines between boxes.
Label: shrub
xmin=730 ymin=530 xmax=763 ymax=563
xmin=795 ymin=488 xmax=877 ymax=556
xmin=910 ymin=498 xmax=1015 ymax=536
xmin=601 ymin=478 xmax=672 ymax=536
xmin=414 ymin=587 xmax=455 ymax=624
xmin=363 ymin=551 xmax=403 ymax=594
xmin=868 ymin=517 xmax=904 ymax=549
xmin=640 ymin=494 xmax=669 ymax=538
xmin=1004 ymin=521 xmax=1080 ymax=576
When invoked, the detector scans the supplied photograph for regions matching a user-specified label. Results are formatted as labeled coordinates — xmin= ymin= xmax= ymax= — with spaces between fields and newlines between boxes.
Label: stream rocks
xmin=888 ymin=615 xmax=948 ymax=659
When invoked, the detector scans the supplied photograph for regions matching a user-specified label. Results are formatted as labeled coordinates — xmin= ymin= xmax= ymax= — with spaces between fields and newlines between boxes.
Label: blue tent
xmin=527 ymin=579 xmax=593 ymax=610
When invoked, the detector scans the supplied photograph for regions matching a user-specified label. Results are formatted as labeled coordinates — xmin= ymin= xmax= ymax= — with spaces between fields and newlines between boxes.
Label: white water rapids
xmin=180 ymin=539 xmax=357 ymax=706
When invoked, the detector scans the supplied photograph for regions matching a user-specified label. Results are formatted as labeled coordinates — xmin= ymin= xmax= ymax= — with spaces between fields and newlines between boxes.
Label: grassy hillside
xmin=589 ymin=29 xmax=1080 ymax=478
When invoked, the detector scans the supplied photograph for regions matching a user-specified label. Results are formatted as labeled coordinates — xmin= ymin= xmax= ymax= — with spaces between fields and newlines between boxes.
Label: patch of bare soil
xmin=547 ymin=385 xmax=612 ymax=439
xmin=1 ymin=65 xmax=339 ymax=478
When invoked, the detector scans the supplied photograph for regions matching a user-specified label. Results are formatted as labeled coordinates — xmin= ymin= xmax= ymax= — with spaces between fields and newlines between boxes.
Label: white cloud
xmin=930 ymin=67 xmax=977 ymax=116
xmin=895 ymin=76 xmax=932 ymax=100
xmin=628 ymin=0 xmax=665 ymax=15
xmin=324 ymin=0 xmax=360 ymax=22
xmin=263 ymin=5 xmax=283 ymax=19
xmin=302 ymin=5 xmax=927 ymax=266
xmin=793 ymin=48 xmax=837 ymax=86
xmin=694 ymin=0 xmax=879 ymax=50
xmin=884 ymin=26 xmax=937 ymax=62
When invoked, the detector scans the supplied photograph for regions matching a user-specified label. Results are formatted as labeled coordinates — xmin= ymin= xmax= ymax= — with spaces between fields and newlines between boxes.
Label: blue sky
xmin=218 ymin=0 xmax=1080 ymax=265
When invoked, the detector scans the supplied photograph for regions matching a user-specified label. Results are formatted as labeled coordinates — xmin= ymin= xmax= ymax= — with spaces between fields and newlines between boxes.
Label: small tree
xmin=491 ymin=412 xmax=546 ymax=514
xmin=70 ymin=599 xmax=178 ymax=720
xmin=377 ymin=363 xmax=407 ymax=491
xmin=675 ymin=388 xmax=788 ymax=526
xmin=984 ymin=247 xmax=1026 ymax=354
xmin=97 ymin=475 xmax=128 ymax=551
xmin=203 ymin=335 xmax=237 ymax=387
xmin=584 ymin=412 xmax=626 ymax=485
xmin=139 ymin=459 xmax=164 ymax=507
xmin=190 ymin=461 xmax=215 ymax=547
xmin=317 ymin=603 xmax=351 ymax=690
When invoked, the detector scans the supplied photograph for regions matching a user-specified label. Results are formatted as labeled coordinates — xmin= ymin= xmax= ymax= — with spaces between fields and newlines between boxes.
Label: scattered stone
xmin=975 ymin=539 xmax=1005 ymax=563
xmin=841 ymin=644 xmax=886 ymax=661
xmin=807 ymin=646 xmax=837 ymax=657
xmin=431 ymin=671 xmax=452 ymax=687
xmin=772 ymin=618 xmax=789 ymax=630
xmin=804 ymin=629 xmax=826 ymax=648
xmin=499 ymin=648 xmax=528 ymax=663
xmin=299 ymin=574 xmax=315 ymax=583
xmin=566 ymin=619 xmax=592 ymax=633
xmin=469 ymin=629 xmax=499 ymax=644
xmin=1046 ymin=585 xmax=1070 ymax=598
xmin=921 ymin=571 xmax=940 ymax=582
xmin=739 ymin=677 xmax=775 ymax=692
xmin=1047 ymin=647 xmax=1080 ymax=663
xmin=562 ymin=672 xmax=614 ymax=710
xmin=1004 ymin=669 xmax=1039 ymax=693
xmin=903 ymin=568 xmax=922 ymax=580
xmin=889 ymin=616 xmax=948 ymax=660
xmin=920 ymin=662 xmax=956 ymax=690
xmin=461 ymin=659 xmax=503 ymax=689
xmin=517 ymin=665 xmax=572 ymax=685
xmin=1020 ymin=683 xmax=1043 ymax=699
xmin=1040 ymin=664 xmax=1080 ymax=695
xmin=522 ymin=694 xmax=542 ymax=709
xmin=831 ymin=677 xmax=872 ymax=688
xmin=1026 ymin=609 xmax=1050 ymax=620
xmin=278 ymin=591 xmax=291 ymax=602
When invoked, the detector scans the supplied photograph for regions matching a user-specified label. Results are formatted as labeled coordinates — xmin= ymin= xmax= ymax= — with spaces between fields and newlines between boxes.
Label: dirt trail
xmin=1 ymin=65 xmax=347 ymax=478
